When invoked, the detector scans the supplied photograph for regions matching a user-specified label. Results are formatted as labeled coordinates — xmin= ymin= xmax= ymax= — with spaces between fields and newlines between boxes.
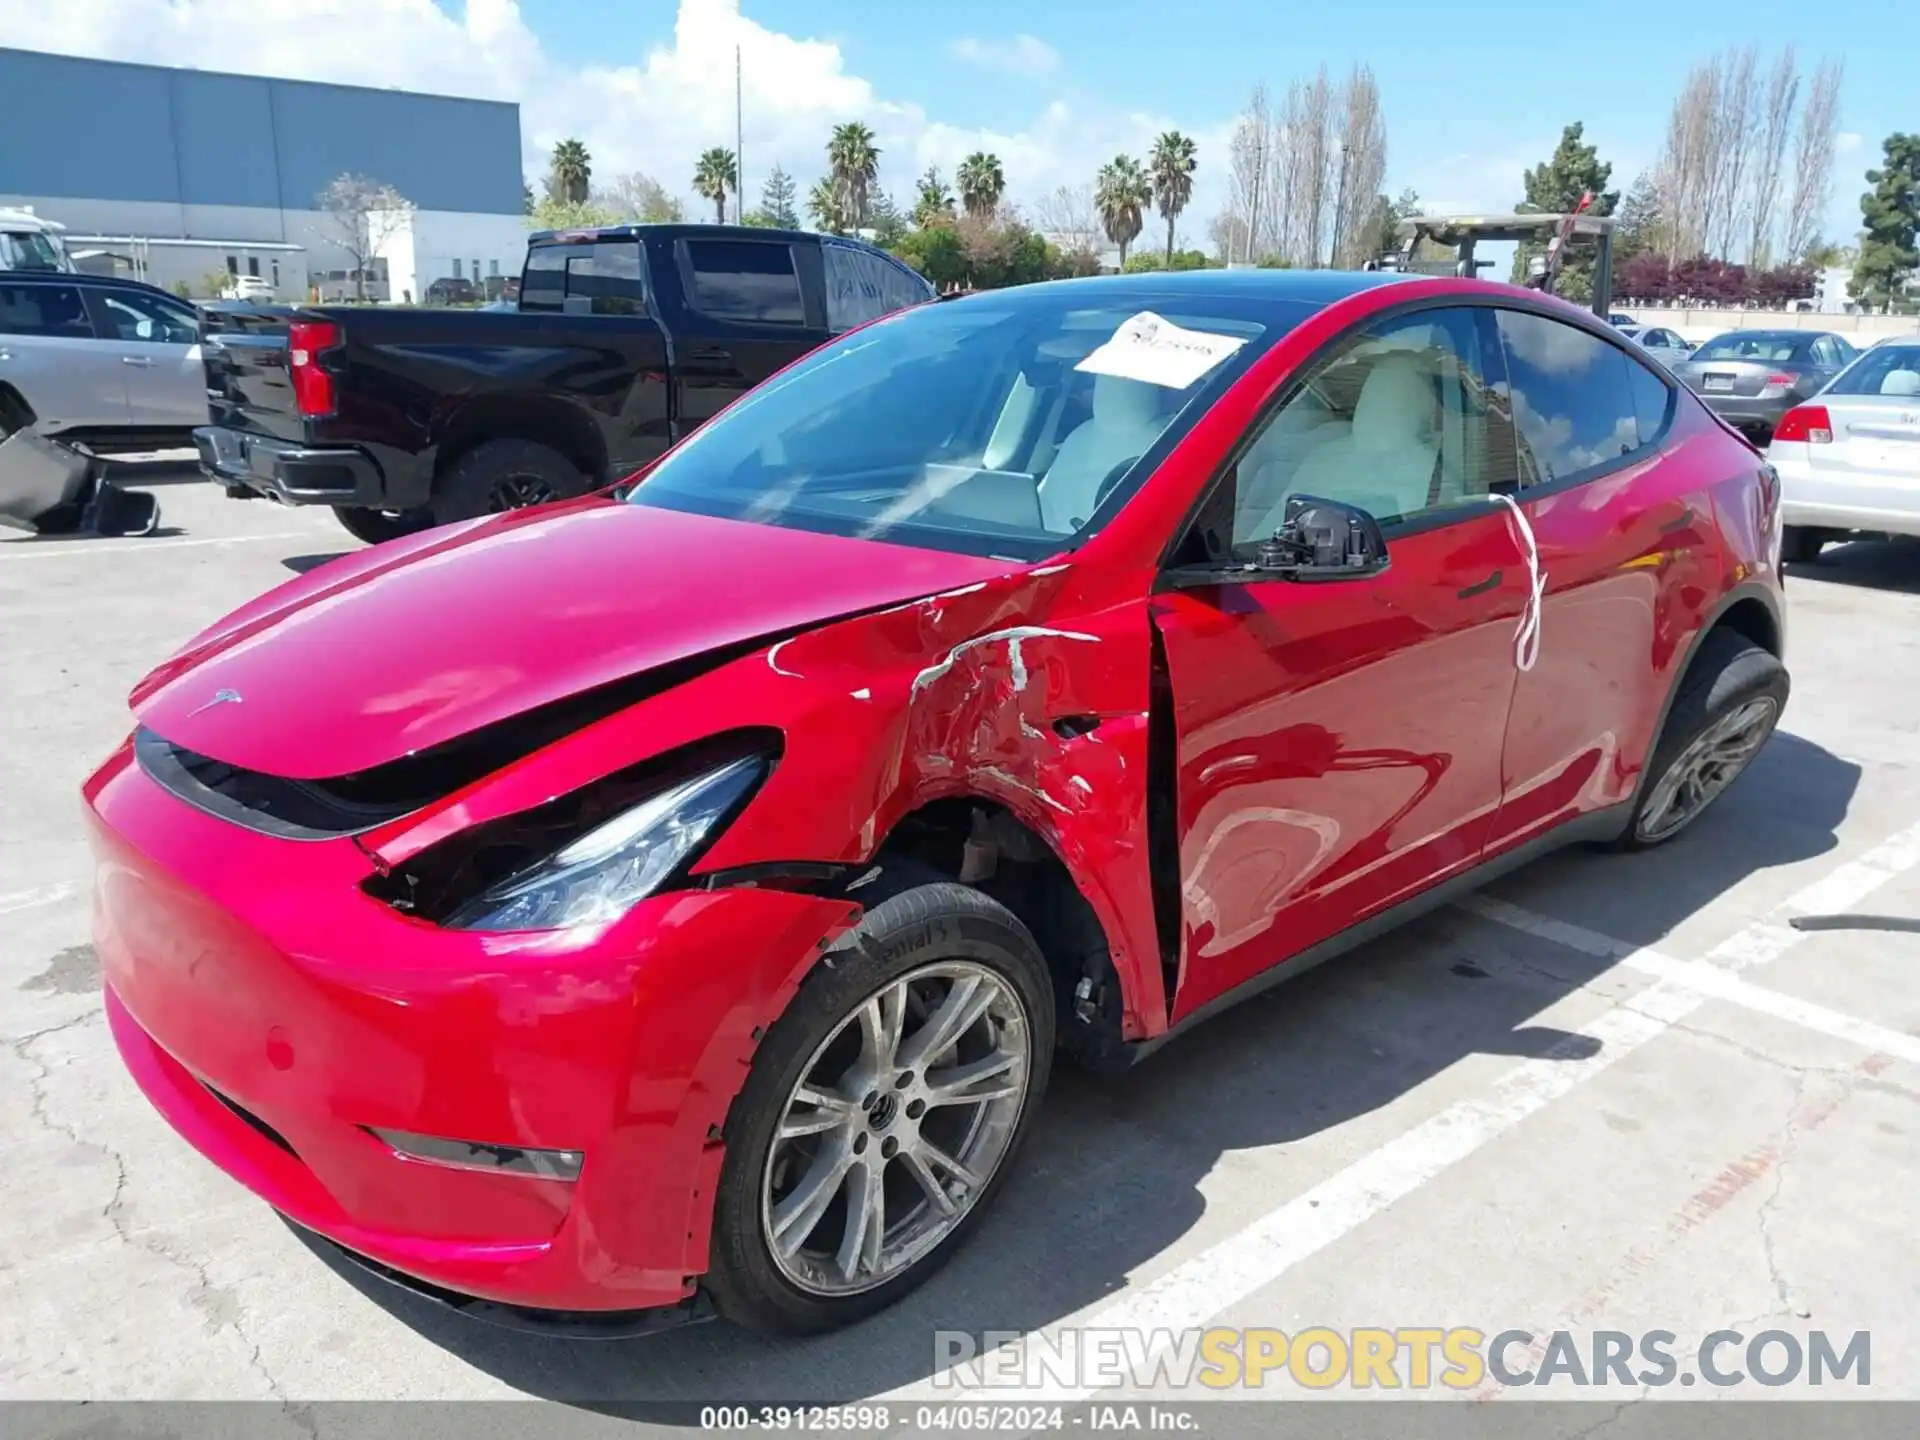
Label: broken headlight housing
xmin=443 ymin=754 xmax=766 ymax=932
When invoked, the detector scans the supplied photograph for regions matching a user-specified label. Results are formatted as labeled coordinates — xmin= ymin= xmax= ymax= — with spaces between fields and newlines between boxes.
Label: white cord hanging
xmin=1492 ymin=492 xmax=1546 ymax=673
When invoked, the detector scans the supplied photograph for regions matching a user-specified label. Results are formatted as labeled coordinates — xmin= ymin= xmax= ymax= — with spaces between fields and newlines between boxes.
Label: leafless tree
xmin=1744 ymin=48 xmax=1800 ymax=264
xmin=316 ymin=174 xmax=414 ymax=302
xmin=1785 ymin=58 xmax=1843 ymax=262
xmin=1222 ymin=84 xmax=1275 ymax=263
xmin=595 ymin=171 xmax=684 ymax=224
xmin=1295 ymin=68 xmax=1336 ymax=266
xmin=1654 ymin=64 xmax=1716 ymax=259
xmin=1701 ymin=47 xmax=1761 ymax=259
xmin=1035 ymin=184 xmax=1102 ymax=256
xmin=1331 ymin=64 xmax=1388 ymax=268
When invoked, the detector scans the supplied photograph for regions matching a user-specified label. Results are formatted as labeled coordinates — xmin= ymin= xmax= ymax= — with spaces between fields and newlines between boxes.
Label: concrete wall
xmin=1626 ymin=308 xmax=1918 ymax=345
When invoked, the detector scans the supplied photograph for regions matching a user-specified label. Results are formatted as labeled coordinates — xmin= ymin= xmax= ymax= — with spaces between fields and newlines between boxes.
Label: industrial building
xmin=0 ymin=47 xmax=528 ymax=302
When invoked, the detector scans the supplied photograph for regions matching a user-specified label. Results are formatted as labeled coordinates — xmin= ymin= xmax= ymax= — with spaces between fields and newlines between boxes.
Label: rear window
xmin=682 ymin=239 xmax=805 ymax=326
xmin=1691 ymin=333 xmax=1808 ymax=363
xmin=1828 ymin=344 xmax=1920 ymax=398
xmin=519 ymin=240 xmax=647 ymax=316
xmin=0 ymin=282 xmax=93 ymax=337
xmin=821 ymin=240 xmax=934 ymax=331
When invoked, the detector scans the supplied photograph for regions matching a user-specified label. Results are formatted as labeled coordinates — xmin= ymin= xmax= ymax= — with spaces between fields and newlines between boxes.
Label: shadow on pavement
xmin=1786 ymin=537 xmax=1920 ymax=595
xmin=301 ymin=720 xmax=1860 ymax=1412
xmin=282 ymin=553 xmax=352 ymax=574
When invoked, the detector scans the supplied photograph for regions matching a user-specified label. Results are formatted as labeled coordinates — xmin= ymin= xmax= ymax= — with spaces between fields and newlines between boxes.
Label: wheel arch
xmin=431 ymin=396 xmax=608 ymax=487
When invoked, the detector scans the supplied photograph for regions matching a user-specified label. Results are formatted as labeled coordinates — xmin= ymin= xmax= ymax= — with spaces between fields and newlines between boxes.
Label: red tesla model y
xmin=86 ymin=270 xmax=1788 ymax=1336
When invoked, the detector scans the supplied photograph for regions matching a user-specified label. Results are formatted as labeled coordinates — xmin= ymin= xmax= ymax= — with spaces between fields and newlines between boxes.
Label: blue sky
xmin=4 ymin=0 xmax=1909 ymax=246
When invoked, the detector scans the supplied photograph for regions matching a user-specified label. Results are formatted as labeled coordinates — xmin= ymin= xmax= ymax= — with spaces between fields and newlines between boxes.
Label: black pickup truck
xmin=195 ymin=224 xmax=934 ymax=542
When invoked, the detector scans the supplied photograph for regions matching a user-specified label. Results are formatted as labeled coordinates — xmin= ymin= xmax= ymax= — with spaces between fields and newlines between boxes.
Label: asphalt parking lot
xmin=4 ymin=460 xmax=1919 ymax=1414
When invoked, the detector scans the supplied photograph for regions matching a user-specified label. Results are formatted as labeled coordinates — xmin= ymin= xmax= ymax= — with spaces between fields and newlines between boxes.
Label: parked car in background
xmin=194 ymin=225 xmax=935 ymax=543
xmin=221 ymin=276 xmax=273 ymax=302
xmin=1672 ymin=330 xmax=1857 ymax=443
xmin=1618 ymin=324 xmax=1692 ymax=363
xmin=1608 ymin=311 xmax=1636 ymax=327
xmin=1769 ymin=335 xmax=1920 ymax=563
xmin=96 ymin=271 xmax=1788 ymax=1337
xmin=0 ymin=272 xmax=207 ymax=449
xmin=425 ymin=276 xmax=482 ymax=306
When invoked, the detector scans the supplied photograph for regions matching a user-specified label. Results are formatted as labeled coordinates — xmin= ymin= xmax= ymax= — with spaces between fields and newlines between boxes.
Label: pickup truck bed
xmin=195 ymin=224 xmax=933 ymax=543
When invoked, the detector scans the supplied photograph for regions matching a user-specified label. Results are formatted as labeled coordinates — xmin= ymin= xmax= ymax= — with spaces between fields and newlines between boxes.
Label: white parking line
xmin=0 ymin=883 xmax=77 ymax=915
xmin=1463 ymin=894 xmax=1920 ymax=1067
xmin=903 ymin=818 xmax=1920 ymax=1400
xmin=0 ymin=532 xmax=317 ymax=561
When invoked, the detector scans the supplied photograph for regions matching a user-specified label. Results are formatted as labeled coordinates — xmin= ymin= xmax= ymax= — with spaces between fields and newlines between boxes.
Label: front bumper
xmin=86 ymin=737 xmax=858 ymax=1316
xmin=194 ymin=426 xmax=387 ymax=508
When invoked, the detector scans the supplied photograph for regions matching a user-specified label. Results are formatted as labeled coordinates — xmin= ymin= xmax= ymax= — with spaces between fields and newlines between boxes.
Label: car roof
xmin=945 ymin=268 xmax=1419 ymax=309
xmin=528 ymin=222 xmax=827 ymax=247
xmin=0 ymin=270 xmax=187 ymax=304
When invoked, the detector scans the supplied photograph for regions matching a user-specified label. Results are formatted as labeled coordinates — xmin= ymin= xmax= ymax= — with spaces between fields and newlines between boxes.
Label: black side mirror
xmin=1256 ymin=494 xmax=1389 ymax=581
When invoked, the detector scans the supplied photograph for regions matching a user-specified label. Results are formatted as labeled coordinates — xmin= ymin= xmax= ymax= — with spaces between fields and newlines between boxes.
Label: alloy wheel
xmin=487 ymin=473 xmax=558 ymax=511
xmin=760 ymin=961 xmax=1032 ymax=1297
xmin=1636 ymin=697 xmax=1778 ymax=843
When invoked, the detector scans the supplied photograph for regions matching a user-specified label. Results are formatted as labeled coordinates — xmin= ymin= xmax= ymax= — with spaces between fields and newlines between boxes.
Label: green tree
xmin=1850 ymin=133 xmax=1920 ymax=312
xmin=957 ymin=152 xmax=1006 ymax=220
xmin=755 ymin=164 xmax=799 ymax=229
xmin=1124 ymin=248 xmax=1212 ymax=273
xmin=866 ymin=191 xmax=909 ymax=247
xmin=522 ymin=178 xmax=535 ymax=215
xmin=1148 ymin=131 xmax=1199 ymax=266
xmin=1096 ymin=155 xmax=1151 ymax=268
xmin=530 ymin=197 xmax=619 ymax=232
xmin=807 ymin=175 xmax=849 ymax=234
xmin=1613 ymin=171 xmax=1664 ymax=260
xmin=693 ymin=148 xmax=738 ymax=224
xmin=549 ymin=139 xmax=592 ymax=205
xmin=1512 ymin=122 xmax=1619 ymax=298
xmin=827 ymin=122 xmax=881 ymax=230
xmin=914 ymin=166 xmax=955 ymax=226
xmin=890 ymin=222 xmax=967 ymax=288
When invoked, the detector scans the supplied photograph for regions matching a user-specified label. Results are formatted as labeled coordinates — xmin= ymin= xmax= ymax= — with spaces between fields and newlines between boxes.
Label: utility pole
xmin=735 ymin=45 xmax=744 ymax=226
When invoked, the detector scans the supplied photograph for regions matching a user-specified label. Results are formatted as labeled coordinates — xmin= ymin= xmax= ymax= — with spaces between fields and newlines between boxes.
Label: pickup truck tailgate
xmin=200 ymin=304 xmax=304 ymax=444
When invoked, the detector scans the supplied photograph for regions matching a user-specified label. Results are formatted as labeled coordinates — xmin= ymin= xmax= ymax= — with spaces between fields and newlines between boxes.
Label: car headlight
xmin=446 ymin=756 xmax=764 ymax=931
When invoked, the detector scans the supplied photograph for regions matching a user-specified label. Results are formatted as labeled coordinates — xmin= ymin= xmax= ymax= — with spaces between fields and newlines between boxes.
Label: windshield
xmin=1691 ymin=333 xmax=1807 ymax=363
xmin=1827 ymin=344 xmax=1920 ymax=398
xmin=627 ymin=288 xmax=1292 ymax=559
xmin=0 ymin=230 xmax=69 ymax=272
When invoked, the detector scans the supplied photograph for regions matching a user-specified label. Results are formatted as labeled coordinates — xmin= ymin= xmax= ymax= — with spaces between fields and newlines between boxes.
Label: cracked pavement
xmin=3 ymin=473 xmax=1919 ymax=1405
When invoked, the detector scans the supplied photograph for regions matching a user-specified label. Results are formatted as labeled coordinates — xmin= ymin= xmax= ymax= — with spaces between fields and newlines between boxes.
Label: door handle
xmin=1456 ymin=569 xmax=1503 ymax=599
xmin=1658 ymin=507 xmax=1695 ymax=534
xmin=121 ymin=355 xmax=154 ymax=367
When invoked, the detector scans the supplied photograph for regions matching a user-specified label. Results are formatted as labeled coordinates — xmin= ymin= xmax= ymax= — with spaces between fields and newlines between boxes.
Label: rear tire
xmin=429 ymin=439 xmax=589 ymax=526
xmin=705 ymin=879 xmax=1055 ymax=1336
xmin=334 ymin=506 xmax=433 ymax=545
xmin=1620 ymin=629 xmax=1788 ymax=849
xmin=1780 ymin=526 xmax=1827 ymax=565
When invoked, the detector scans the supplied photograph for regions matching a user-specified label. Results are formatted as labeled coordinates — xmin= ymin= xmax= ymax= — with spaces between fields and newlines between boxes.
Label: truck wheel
xmin=431 ymin=440 xmax=588 ymax=525
xmin=335 ymin=506 xmax=433 ymax=545
xmin=1620 ymin=629 xmax=1787 ymax=849
xmin=705 ymin=880 xmax=1055 ymax=1336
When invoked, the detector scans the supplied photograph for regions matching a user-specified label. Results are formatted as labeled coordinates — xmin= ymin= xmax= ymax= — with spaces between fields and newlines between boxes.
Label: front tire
xmin=430 ymin=439 xmax=588 ymax=526
xmin=705 ymin=880 xmax=1055 ymax=1336
xmin=1622 ymin=629 xmax=1787 ymax=849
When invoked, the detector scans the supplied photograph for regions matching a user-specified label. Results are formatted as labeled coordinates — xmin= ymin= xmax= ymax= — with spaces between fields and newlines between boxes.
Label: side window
xmin=566 ymin=242 xmax=646 ymax=316
xmin=1227 ymin=306 xmax=1514 ymax=550
xmin=0 ymin=283 xmax=94 ymax=338
xmin=1496 ymin=311 xmax=1641 ymax=487
xmin=519 ymin=246 xmax=566 ymax=312
xmin=683 ymin=239 xmax=805 ymax=326
xmin=99 ymin=291 xmax=200 ymax=345
xmin=822 ymin=241 xmax=933 ymax=331
xmin=1626 ymin=357 xmax=1673 ymax=447
xmin=1812 ymin=336 xmax=1840 ymax=367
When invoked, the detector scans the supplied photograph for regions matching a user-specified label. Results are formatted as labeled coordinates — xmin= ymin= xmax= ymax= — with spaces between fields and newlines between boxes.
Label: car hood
xmin=133 ymin=499 xmax=1017 ymax=780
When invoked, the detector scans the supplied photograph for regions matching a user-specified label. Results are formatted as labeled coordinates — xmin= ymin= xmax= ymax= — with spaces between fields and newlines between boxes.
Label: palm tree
xmin=956 ymin=152 xmax=1006 ymax=220
xmin=1095 ymin=155 xmax=1151 ymax=268
xmin=550 ymin=139 xmax=591 ymax=205
xmin=807 ymin=175 xmax=848 ymax=234
xmin=827 ymin=122 xmax=881 ymax=230
xmin=1148 ymin=131 xmax=1198 ymax=265
xmin=692 ymin=148 xmax=737 ymax=224
xmin=913 ymin=166 xmax=955 ymax=227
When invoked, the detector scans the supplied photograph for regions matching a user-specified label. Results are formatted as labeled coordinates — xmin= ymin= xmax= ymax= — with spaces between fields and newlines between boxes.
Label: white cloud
xmin=1835 ymin=131 xmax=1864 ymax=155
xmin=947 ymin=33 xmax=1061 ymax=79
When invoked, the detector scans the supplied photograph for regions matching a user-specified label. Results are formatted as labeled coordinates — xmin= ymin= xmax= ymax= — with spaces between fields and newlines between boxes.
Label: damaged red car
xmin=86 ymin=270 xmax=1788 ymax=1337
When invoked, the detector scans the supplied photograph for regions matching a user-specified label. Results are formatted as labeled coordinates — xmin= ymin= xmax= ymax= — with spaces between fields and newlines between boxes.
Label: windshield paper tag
xmin=1074 ymin=312 xmax=1248 ymax=390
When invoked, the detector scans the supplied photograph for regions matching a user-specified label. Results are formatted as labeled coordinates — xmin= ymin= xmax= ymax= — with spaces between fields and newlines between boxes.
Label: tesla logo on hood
xmin=185 ymin=688 xmax=244 ymax=718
